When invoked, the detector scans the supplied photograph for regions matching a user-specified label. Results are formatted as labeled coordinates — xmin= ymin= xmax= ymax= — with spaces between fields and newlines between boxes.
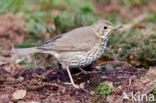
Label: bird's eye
xmin=104 ymin=26 xmax=108 ymax=29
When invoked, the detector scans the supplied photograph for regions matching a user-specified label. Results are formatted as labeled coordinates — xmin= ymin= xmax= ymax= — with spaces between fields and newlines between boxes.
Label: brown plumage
xmin=38 ymin=27 xmax=98 ymax=52
xmin=15 ymin=19 xmax=121 ymax=88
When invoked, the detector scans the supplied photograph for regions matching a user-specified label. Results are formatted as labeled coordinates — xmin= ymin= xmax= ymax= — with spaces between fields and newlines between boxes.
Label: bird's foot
xmin=79 ymin=68 xmax=91 ymax=74
xmin=64 ymin=82 xmax=82 ymax=89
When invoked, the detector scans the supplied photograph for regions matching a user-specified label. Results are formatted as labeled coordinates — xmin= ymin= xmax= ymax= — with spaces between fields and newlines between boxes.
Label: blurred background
xmin=0 ymin=0 xmax=156 ymax=69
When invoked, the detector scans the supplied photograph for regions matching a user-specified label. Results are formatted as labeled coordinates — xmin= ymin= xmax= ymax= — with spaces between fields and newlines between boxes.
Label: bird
xmin=15 ymin=19 xmax=121 ymax=89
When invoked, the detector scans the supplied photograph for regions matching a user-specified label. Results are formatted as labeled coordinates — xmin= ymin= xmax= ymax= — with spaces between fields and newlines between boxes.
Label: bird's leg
xmin=78 ymin=68 xmax=90 ymax=74
xmin=64 ymin=65 xmax=80 ymax=89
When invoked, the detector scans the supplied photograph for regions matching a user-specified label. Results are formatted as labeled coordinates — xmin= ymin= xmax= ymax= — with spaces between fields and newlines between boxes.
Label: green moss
xmin=96 ymin=82 xmax=113 ymax=96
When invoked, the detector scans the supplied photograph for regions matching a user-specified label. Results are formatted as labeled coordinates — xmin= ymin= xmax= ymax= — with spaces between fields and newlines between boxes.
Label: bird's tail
xmin=14 ymin=47 xmax=42 ymax=55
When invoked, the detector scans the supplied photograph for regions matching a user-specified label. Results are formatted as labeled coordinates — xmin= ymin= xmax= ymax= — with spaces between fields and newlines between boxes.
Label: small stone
xmin=106 ymin=96 xmax=114 ymax=103
xmin=0 ymin=94 xmax=11 ymax=103
xmin=90 ymin=91 xmax=95 ymax=95
xmin=12 ymin=90 xmax=26 ymax=100
xmin=18 ymin=101 xmax=39 ymax=103
xmin=17 ymin=77 xmax=24 ymax=82
xmin=80 ymin=82 xmax=85 ymax=88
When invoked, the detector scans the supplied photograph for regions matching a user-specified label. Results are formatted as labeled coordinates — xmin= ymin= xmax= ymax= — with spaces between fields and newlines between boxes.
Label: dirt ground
xmin=0 ymin=63 xmax=148 ymax=103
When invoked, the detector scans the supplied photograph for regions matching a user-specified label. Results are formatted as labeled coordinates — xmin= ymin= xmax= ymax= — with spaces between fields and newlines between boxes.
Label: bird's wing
xmin=37 ymin=27 xmax=98 ymax=52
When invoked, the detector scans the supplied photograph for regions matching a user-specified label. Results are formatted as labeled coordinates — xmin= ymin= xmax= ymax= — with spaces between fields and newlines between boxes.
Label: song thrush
xmin=15 ymin=19 xmax=121 ymax=89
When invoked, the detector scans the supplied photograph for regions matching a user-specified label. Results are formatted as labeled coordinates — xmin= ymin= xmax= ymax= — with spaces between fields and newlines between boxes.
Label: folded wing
xmin=38 ymin=27 xmax=98 ymax=52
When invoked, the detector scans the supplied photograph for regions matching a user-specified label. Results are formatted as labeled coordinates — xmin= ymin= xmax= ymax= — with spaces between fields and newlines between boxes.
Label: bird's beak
xmin=111 ymin=25 xmax=122 ymax=30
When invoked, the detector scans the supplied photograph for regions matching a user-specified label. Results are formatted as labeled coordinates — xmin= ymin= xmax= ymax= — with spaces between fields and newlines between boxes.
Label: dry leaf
xmin=98 ymin=56 xmax=114 ymax=63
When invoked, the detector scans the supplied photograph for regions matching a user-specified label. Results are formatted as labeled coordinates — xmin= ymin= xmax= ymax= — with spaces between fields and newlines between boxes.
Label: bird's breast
xmin=57 ymin=37 xmax=108 ymax=67
xmin=86 ymin=38 xmax=108 ymax=63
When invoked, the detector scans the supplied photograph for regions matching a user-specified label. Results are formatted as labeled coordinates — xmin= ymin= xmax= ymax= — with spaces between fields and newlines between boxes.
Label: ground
xmin=1 ymin=62 xmax=152 ymax=103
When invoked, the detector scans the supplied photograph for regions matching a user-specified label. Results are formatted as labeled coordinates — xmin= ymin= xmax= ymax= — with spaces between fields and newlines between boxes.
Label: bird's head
xmin=91 ymin=19 xmax=121 ymax=38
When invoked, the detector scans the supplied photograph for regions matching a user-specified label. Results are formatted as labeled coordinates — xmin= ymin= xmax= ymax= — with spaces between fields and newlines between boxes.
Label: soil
xmin=0 ymin=63 xmax=146 ymax=103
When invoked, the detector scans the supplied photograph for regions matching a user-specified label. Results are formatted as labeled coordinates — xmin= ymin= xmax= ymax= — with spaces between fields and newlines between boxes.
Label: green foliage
xmin=107 ymin=12 xmax=118 ymax=24
xmin=74 ymin=12 xmax=96 ymax=27
xmin=0 ymin=0 xmax=56 ymax=14
xmin=93 ymin=0 xmax=149 ymax=8
xmin=16 ymin=39 xmax=42 ymax=48
xmin=144 ymin=13 xmax=156 ymax=22
xmin=120 ymin=0 xmax=150 ymax=8
xmin=80 ymin=3 xmax=94 ymax=13
xmin=53 ymin=0 xmax=95 ymax=34
xmin=153 ymin=90 xmax=156 ymax=95
xmin=96 ymin=82 xmax=113 ymax=95
xmin=136 ymin=42 xmax=156 ymax=65
xmin=92 ymin=0 xmax=111 ymax=4
xmin=153 ymin=84 xmax=156 ymax=95
xmin=16 ymin=58 xmax=34 ymax=69
xmin=54 ymin=12 xmax=96 ymax=33
xmin=54 ymin=12 xmax=74 ymax=33
xmin=101 ymin=66 xmax=107 ymax=71
xmin=1 ymin=0 xmax=155 ymax=68
xmin=25 ymin=19 xmax=45 ymax=36
xmin=106 ymin=28 xmax=156 ymax=67
xmin=102 ymin=52 xmax=114 ymax=58
xmin=0 ymin=0 xmax=25 ymax=13
xmin=25 ymin=16 xmax=54 ymax=40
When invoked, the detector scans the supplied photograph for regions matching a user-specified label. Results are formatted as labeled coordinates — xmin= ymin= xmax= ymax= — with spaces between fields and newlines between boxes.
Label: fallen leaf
xmin=135 ymin=24 xmax=146 ymax=29
xmin=98 ymin=56 xmax=114 ymax=63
